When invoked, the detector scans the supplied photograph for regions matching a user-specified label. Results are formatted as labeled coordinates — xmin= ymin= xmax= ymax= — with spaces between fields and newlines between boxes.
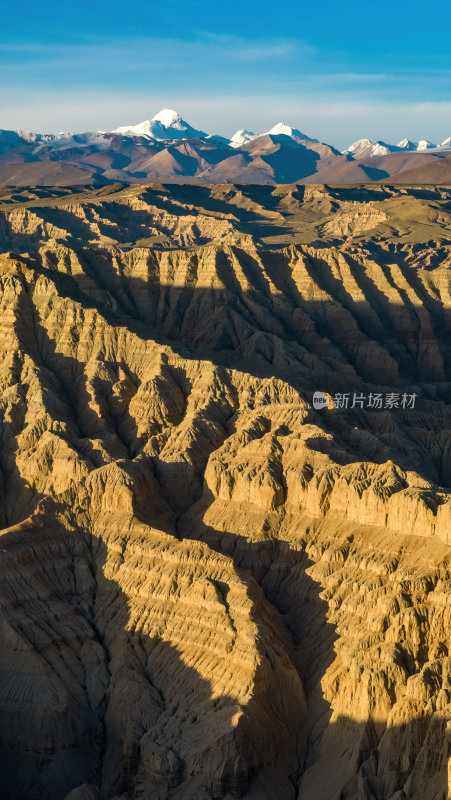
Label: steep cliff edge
xmin=0 ymin=185 xmax=450 ymax=800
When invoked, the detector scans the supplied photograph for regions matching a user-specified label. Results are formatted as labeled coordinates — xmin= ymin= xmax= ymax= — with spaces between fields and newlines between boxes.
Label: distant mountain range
xmin=1 ymin=108 xmax=450 ymax=185
xmin=343 ymin=136 xmax=451 ymax=158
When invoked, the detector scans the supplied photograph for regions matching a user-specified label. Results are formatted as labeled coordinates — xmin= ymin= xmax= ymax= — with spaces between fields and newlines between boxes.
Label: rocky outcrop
xmin=0 ymin=186 xmax=449 ymax=799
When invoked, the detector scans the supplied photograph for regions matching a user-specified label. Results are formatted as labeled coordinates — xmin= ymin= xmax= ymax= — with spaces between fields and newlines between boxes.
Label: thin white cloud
xmin=196 ymin=32 xmax=314 ymax=60
xmin=0 ymin=35 xmax=304 ymax=72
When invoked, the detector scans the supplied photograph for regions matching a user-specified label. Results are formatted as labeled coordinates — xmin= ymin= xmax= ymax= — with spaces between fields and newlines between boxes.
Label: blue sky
xmin=1 ymin=0 xmax=451 ymax=147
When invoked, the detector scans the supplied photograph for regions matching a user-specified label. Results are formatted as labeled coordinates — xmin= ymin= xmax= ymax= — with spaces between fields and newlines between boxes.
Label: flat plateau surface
xmin=0 ymin=184 xmax=450 ymax=800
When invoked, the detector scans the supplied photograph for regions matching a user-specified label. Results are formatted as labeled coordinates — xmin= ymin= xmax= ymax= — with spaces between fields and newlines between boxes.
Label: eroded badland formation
xmin=0 ymin=182 xmax=450 ymax=800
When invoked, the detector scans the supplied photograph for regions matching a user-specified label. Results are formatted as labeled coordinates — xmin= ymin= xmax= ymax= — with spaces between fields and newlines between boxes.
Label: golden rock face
xmin=0 ymin=184 xmax=450 ymax=800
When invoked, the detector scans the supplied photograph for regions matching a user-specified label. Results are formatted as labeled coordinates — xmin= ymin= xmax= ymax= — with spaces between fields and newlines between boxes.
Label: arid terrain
xmin=0 ymin=183 xmax=450 ymax=800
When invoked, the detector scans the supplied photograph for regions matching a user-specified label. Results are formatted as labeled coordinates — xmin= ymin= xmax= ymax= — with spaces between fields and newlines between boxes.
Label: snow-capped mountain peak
xmin=267 ymin=122 xmax=297 ymax=137
xmin=417 ymin=139 xmax=436 ymax=151
xmin=0 ymin=128 xmax=56 ymax=154
xmin=113 ymin=109 xmax=206 ymax=141
xmin=265 ymin=122 xmax=317 ymax=141
xmin=152 ymin=109 xmax=182 ymax=127
xmin=346 ymin=136 xmax=450 ymax=157
xmin=344 ymin=139 xmax=401 ymax=157
xmin=230 ymin=123 xmax=317 ymax=147
xmin=230 ymin=129 xmax=257 ymax=147
xmin=32 ymin=131 xmax=114 ymax=156
xmin=343 ymin=138 xmax=372 ymax=156
xmin=14 ymin=128 xmax=51 ymax=144
xmin=113 ymin=120 xmax=155 ymax=138
xmin=397 ymin=138 xmax=436 ymax=151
